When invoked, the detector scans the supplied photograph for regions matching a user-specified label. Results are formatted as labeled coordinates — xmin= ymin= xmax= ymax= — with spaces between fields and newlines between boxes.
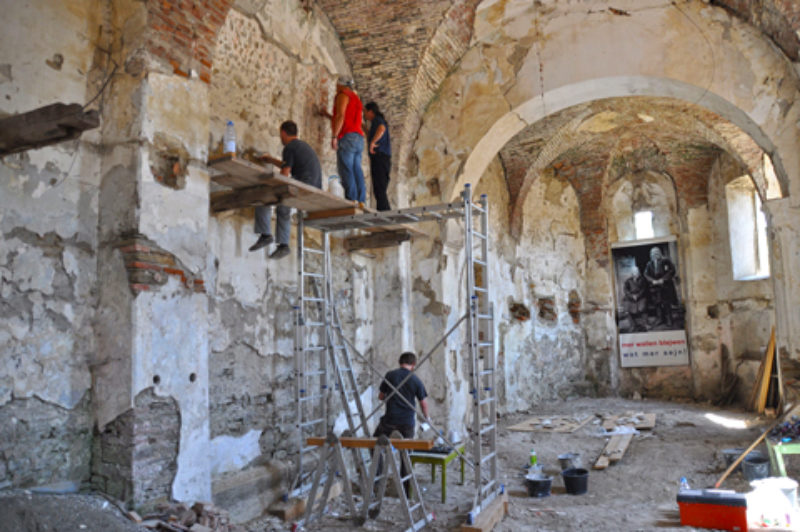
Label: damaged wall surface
xmin=2 ymin=0 xmax=800 ymax=524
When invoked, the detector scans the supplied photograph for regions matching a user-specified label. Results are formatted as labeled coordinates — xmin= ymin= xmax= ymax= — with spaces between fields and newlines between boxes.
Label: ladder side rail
xmin=462 ymin=184 xmax=483 ymax=498
xmin=293 ymin=217 xmax=307 ymax=489
xmin=479 ymin=193 xmax=499 ymax=489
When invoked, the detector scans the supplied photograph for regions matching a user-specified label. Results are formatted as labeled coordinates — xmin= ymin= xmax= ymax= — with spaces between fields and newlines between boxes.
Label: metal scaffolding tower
xmin=291 ymin=184 xmax=501 ymax=528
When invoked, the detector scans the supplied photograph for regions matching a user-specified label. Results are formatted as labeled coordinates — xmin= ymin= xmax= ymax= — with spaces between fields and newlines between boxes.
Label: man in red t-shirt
xmin=327 ymin=76 xmax=366 ymax=203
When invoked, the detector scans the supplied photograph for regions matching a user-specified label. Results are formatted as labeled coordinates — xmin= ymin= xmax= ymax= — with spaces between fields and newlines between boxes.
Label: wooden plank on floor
xmin=608 ymin=433 xmax=634 ymax=463
xmin=636 ymin=413 xmax=657 ymax=430
xmin=508 ymin=415 xmax=592 ymax=433
xmin=461 ymin=493 xmax=508 ymax=532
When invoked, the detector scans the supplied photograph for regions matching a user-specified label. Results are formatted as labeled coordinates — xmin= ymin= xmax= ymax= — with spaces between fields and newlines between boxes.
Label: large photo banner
xmin=612 ymin=237 xmax=689 ymax=367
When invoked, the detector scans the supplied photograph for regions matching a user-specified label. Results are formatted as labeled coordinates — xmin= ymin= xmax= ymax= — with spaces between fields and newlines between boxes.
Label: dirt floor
xmin=1 ymin=397 xmax=796 ymax=532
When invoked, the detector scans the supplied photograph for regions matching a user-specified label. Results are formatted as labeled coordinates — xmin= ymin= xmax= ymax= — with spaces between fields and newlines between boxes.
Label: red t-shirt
xmin=338 ymin=87 xmax=363 ymax=139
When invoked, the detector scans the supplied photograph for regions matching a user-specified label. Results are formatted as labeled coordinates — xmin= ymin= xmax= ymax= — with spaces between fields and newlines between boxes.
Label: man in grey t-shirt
xmin=249 ymin=120 xmax=322 ymax=259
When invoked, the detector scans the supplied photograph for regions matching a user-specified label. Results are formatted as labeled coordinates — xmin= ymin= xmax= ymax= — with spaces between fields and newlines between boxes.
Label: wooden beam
xmin=460 ymin=493 xmax=508 ymax=532
xmin=344 ymin=230 xmax=411 ymax=251
xmin=304 ymin=206 xmax=362 ymax=221
xmin=0 ymin=103 xmax=99 ymax=156
xmin=305 ymin=437 xmax=434 ymax=450
xmin=210 ymin=184 xmax=296 ymax=213
xmin=756 ymin=327 xmax=777 ymax=414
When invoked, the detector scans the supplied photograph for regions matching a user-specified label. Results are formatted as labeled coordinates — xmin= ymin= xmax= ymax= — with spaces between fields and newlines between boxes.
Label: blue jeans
xmin=337 ymin=132 xmax=366 ymax=202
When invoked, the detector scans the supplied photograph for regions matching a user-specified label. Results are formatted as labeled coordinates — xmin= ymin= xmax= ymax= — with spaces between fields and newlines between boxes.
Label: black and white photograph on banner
xmin=612 ymin=237 xmax=689 ymax=367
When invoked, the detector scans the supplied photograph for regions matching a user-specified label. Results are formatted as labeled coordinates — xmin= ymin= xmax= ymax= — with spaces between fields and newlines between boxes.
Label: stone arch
xmin=413 ymin=1 xmax=799 ymax=205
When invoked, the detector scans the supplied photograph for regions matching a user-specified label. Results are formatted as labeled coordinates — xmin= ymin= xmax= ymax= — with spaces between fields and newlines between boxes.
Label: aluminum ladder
xmin=463 ymin=185 xmax=501 ymax=521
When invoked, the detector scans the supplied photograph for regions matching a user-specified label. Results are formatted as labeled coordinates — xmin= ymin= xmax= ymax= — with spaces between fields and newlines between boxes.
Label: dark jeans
xmin=369 ymin=152 xmax=391 ymax=211
xmin=373 ymin=418 xmax=414 ymax=495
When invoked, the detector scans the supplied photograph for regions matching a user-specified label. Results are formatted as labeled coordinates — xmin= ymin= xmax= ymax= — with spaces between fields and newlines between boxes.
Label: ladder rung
xmin=480 ymin=451 xmax=497 ymax=464
xmin=302 ymin=247 xmax=324 ymax=255
xmin=480 ymin=424 xmax=495 ymax=436
xmin=478 ymin=397 xmax=495 ymax=406
xmin=305 ymin=321 xmax=325 ymax=327
xmin=303 ymin=370 xmax=326 ymax=376
xmin=478 ymin=342 xmax=493 ymax=347
xmin=477 ymin=313 xmax=492 ymax=319
xmin=303 ymin=346 xmax=326 ymax=352
xmin=303 ymin=297 xmax=325 ymax=303
xmin=300 ymin=418 xmax=324 ymax=428
xmin=480 ymin=368 xmax=494 ymax=376
xmin=473 ymin=231 xmax=487 ymax=240
xmin=299 ymin=394 xmax=325 ymax=403
xmin=474 ymin=287 xmax=487 ymax=293
xmin=302 ymin=272 xmax=324 ymax=278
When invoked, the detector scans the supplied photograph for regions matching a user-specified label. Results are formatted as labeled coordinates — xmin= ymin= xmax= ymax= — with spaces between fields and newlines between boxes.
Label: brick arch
xmin=145 ymin=1 xmax=235 ymax=83
xmin=421 ymin=2 xmax=799 ymax=206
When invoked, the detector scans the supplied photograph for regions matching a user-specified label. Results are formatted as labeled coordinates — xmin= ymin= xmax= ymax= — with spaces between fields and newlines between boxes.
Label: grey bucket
xmin=742 ymin=455 xmax=770 ymax=481
xmin=558 ymin=453 xmax=580 ymax=470
xmin=722 ymin=448 xmax=764 ymax=473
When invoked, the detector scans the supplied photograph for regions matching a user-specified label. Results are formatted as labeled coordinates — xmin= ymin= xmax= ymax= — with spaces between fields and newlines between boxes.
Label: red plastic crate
xmin=677 ymin=489 xmax=748 ymax=532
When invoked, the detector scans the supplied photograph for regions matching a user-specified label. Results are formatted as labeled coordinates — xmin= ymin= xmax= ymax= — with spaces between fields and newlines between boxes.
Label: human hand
xmin=369 ymin=143 xmax=376 ymax=154
xmin=331 ymin=137 xmax=337 ymax=150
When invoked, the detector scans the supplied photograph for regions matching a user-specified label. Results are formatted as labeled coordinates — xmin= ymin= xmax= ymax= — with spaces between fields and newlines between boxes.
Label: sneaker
xmin=269 ymin=244 xmax=290 ymax=259
xmin=248 ymin=234 xmax=273 ymax=252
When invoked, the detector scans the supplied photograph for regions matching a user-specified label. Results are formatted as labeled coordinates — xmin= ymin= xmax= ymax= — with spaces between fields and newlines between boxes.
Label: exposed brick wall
xmin=0 ymin=393 xmax=91 ymax=490
xmin=92 ymin=388 xmax=180 ymax=511
xmin=317 ymin=0 xmax=478 ymax=175
xmin=116 ymin=234 xmax=205 ymax=295
xmin=145 ymin=0 xmax=235 ymax=82
xmin=714 ymin=0 xmax=800 ymax=60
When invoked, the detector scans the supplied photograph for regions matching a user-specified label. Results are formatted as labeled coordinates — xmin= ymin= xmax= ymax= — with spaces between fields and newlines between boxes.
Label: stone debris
xmin=133 ymin=501 xmax=244 ymax=532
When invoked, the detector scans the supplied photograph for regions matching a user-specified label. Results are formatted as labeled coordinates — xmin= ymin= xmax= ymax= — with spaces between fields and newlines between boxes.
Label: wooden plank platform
xmin=208 ymin=155 xmax=358 ymax=213
xmin=305 ymin=436 xmax=434 ymax=450
xmin=208 ymin=155 xmax=427 ymax=245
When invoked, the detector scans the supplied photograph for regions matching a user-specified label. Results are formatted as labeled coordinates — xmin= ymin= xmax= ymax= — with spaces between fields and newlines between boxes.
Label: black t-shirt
xmin=379 ymin=367 xmax=427 ymax=426
xmin=282 ymin=139 xmax=321 ymax=188
xmin=367 ymin=115 xmax=391 ymax=157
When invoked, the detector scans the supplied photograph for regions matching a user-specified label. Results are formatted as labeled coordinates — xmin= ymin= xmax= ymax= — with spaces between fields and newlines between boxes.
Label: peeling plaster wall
xmin=0 ymin=0 xmax=101 ymax=491
xmin=204 ymin=4 xmax=378 ymax=501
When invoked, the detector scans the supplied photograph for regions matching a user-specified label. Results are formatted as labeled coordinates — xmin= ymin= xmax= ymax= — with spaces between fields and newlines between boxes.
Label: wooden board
xmin=594 ymin=431 xmax=635 ymax=470
xmin=756 ymin=327 xmax=777 ymax=414
xmin=461 ymin=493 xmax=508 ymax=532
xmin=601 ymin=412 xmax=656 ymax=431
xmin=208 ymin=155 xmax=358 ymax=213
xmin=508 ymin=415 xmax=593 ymax=433
xmin=0 ymin=102 xmax=99 ymax=156
xmin=344 ymin=230 xmax=411 ymax=251
xmin=305 ymin=437 xmax=433 ymax=450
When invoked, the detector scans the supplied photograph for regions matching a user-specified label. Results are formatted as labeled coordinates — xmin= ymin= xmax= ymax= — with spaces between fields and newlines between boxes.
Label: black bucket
xmin=561 ymin=468 xmax=589 ymax=495
xmin=525 ymin=475 xmax=552 ymax=497
xmin=722 ymin=448 xmax=764 ymax=473
xmin=742 ymin=455 xmax=770 ymax=481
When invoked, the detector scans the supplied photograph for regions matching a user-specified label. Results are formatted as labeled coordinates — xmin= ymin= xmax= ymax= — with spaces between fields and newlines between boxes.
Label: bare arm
xmin=419 ymin=398 xmax=429 ymax=420
xmin=369 ymin=124 xmax=386 ymax=155
xmin=331 ymin=91 xmax=349 ymax=149
xmin=259 ymin=154 xmax=283 ymax=167
xmin=280 ymin=166 xmax=290 ymax=177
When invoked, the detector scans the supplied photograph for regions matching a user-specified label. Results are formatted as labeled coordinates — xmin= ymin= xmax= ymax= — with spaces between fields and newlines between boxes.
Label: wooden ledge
xmin=306 ymin=437 xmax=434 ymax=450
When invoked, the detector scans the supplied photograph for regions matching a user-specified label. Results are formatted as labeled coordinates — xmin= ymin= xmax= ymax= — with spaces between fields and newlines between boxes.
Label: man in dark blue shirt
xmin=374 ymin=352 xmax=428 ymax=496
xmin=249 ymin=120 xmax=321 ymax=259
xmin=365 ymin=102 xmax=392 ymax=211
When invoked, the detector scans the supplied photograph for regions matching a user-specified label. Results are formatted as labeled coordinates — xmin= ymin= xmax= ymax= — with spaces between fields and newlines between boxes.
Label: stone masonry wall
xmin=0 ymin=0 xmax=102 ymax=491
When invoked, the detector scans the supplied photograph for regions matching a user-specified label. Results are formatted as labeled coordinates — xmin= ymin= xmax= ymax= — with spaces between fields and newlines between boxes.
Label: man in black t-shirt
xmin=249 ymin=120 xmax=322 ymax=259
xmin=374 ymin=352 xmax=428 ymax=495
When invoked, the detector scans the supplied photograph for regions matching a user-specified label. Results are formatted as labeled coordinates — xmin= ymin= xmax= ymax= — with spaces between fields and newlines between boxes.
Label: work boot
xmin=269 ymin=244 xmax=290 ymax=259
xmin=249 ymin=234 xmax=273 ymax=252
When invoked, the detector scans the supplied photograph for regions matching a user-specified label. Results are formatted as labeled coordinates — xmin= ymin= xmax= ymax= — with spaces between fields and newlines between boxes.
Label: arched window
xmin=725 ymin=175 xmax=769 ymax=280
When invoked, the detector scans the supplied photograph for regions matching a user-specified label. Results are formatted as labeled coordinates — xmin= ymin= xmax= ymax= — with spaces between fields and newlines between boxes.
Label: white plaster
xmin=209 ymin=429 xmax=263 ymax=476
xmin=133 ymin=277 xmax=211 ymax=502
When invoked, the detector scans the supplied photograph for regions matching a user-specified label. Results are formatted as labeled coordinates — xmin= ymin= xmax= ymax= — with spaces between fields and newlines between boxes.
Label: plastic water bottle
xmin=679 ymin=476 xmax=690 ymax=491
xmin=223 ymin=120 xmax=236 ymax=154
xmin=529 ymin=449 xmax=537 ymax=466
